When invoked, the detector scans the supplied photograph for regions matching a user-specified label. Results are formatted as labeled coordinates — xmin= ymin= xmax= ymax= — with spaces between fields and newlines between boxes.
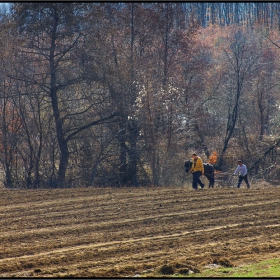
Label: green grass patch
xmin=144 ymin=258 xmax=280 ymax=278
xmin=182 ymin=258 xmax=280 ymax=278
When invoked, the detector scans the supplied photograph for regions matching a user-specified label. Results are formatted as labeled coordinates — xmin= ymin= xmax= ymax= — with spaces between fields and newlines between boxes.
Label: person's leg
xmin=243 ymin=174 xmax=250 ymax=188
xmin=193 ymin=172 xmax=202 ymax=189
xmin=197 ymin=175 xmax=204 ymax=189
xmin=197 ymin=174 xmax=204 ymax=188
xmin=192 ymin=173 xmax=198 ymax=189
xmin=237 ymin=175 xmax=244 ymax=188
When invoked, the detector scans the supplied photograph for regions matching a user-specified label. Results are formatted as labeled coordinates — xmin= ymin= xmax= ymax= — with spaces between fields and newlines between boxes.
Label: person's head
xmin=192 ymin=152 xmax=197 ymax=159
xmin=238 ymin=160 xmax=242 ymax=166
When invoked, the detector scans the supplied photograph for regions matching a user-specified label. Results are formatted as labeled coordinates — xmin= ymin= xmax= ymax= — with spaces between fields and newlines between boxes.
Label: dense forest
xmin=1 ymin=2 xmax=280 ymax=188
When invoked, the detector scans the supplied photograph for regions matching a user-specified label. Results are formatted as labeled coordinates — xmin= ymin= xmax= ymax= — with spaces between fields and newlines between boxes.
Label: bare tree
xmin=10 ymin=3 xmax=119 ymax=187
xmin=216 ymin=29 xmax=262 ymax=168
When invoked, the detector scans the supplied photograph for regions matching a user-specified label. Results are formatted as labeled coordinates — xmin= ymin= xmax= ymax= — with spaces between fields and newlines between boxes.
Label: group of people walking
xmin=189 ymin=152 xmax=250 ymax=189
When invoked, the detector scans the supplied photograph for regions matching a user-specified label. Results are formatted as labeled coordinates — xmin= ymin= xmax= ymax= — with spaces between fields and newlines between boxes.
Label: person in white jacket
xmin=233 ymin=160 xmax=250 ymax=189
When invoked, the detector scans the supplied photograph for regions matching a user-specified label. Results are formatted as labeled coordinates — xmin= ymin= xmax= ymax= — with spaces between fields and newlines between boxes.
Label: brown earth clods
xmin=0 ymin=184 xmax=279 ymax=277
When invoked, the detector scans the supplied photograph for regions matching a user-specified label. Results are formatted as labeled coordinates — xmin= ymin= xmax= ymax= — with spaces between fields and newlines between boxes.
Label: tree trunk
xmin=50 ymin=21 xmax=69 ymax=188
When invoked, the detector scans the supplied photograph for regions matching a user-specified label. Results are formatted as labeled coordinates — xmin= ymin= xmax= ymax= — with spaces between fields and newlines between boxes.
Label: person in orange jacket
xmin=190 ymin=152 xmax=205 ymax=189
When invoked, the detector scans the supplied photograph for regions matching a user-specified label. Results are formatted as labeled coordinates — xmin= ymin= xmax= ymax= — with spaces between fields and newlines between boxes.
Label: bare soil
xmin=0 ymin=184 xmax=279 ymax=277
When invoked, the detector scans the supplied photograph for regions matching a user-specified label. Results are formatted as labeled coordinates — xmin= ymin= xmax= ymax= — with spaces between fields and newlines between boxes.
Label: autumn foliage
xmin=0 ymin=3 xmax=279 ymax=188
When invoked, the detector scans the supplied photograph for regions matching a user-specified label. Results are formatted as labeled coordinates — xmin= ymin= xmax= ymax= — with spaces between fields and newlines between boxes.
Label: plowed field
xmin=0 ymin=184 xmax=279 ymax=277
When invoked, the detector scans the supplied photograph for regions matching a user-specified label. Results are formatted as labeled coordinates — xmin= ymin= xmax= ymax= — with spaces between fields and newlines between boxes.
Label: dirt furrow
xmin=0 ymin=186 xmax=279 ymax=277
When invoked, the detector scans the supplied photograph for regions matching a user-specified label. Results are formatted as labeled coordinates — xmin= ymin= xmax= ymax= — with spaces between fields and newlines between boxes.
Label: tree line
xmin=0 ymin=2 xmax=280 ymax=188
xmin=184 ymin=2 xmax=280 ymax=29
